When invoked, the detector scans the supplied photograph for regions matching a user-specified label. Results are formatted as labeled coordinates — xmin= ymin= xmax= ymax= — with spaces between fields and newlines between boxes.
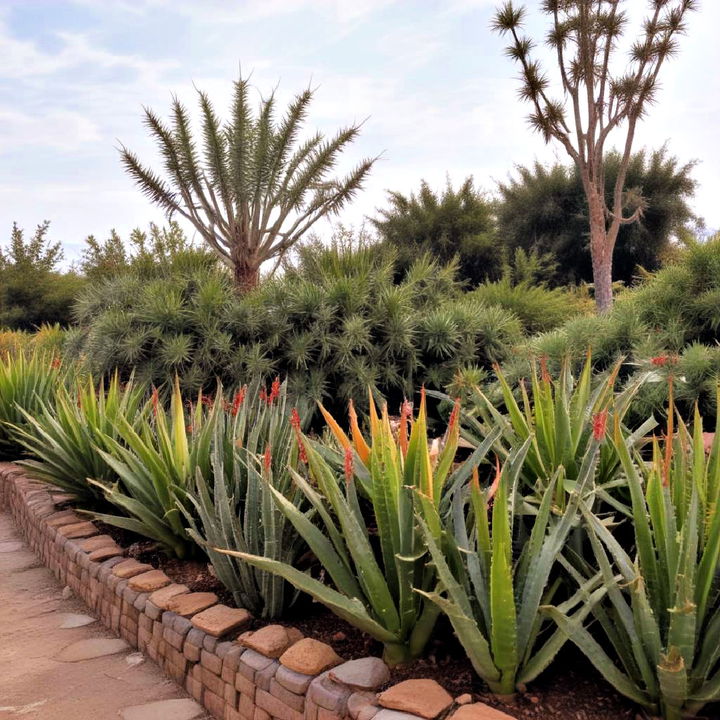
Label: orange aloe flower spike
xmin=487 ymin=456 xmax=502 ymax=501
xmin=318 ymin=402 xmax=351 ymax=451
xmin=348 ymin=399 xmax=371 ymax=465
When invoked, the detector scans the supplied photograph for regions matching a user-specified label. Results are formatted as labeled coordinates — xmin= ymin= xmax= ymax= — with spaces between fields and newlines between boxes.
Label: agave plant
xmin=88 ymin=379 xmax=217 ymax=558
xmin=13 ymin=373 xmax=148 ymax=505
xmin=183 ymin=379 xmax=310 ymax=618
xmin=0 ymin=350 xmax=67 ymax=459
xmin=545 ymin=394 xmax=720 ymax=720
xmin=215 ymin=391 xmax=487 ymax=665
xmin=451 ymin=354 xmax=656 ymax=512
xmin=415 ymin=411 xmax=608 ymax=696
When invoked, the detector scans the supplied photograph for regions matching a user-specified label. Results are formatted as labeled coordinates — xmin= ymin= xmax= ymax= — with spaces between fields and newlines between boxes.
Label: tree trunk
xmin=588 ymin=192 xmax=613 ymax=314
xmin=232 ymin=254 xmax=260 ymax=293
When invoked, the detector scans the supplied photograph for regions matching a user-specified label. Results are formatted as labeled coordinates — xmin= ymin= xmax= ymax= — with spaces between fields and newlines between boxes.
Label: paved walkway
xmin=0 ymin=512 xmax=209 ymax=720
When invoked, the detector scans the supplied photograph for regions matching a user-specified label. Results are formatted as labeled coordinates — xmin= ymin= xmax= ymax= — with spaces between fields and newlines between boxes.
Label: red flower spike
xmin=471 ymin=466 xmax=480 ymax=491
xmin=50 ymin=356 xmax=61 ymax=370
xmin=398 ymin=400 xmax=412 ymax=457
xmin=344 ymin=446 xmax=354 ymax=486
xmin=290 ymin=408 xmax=307 ymax=463
xmin=259 ymin=387 xmax=268 ymax=404
xmin=540 ymin=355 xmax=551 ymax=384
xmin=592 ymin=410 xmax=609 ymax=441
xmin=448 ymin=399 xmax=460 ymax=431
xmin=231 ymin=387 xmax=246 ymax=416
xmin=268 ymin=377 xmax=281 ymax=405
xmin=151 ymin=387 xmax=159 ymax=417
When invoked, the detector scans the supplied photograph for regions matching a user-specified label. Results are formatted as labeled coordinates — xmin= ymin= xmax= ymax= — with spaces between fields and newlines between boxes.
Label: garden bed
xmin=16 ymin=470 xmax=654 ymax=720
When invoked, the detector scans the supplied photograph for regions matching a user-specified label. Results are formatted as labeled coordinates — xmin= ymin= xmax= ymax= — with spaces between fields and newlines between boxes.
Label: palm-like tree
xmin=120 ymin=76 xmax=375 ymax=291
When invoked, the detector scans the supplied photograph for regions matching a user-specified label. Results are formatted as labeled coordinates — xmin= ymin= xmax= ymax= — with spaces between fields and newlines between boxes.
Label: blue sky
xmin=1 ymin=0 xmax=718 ymax=265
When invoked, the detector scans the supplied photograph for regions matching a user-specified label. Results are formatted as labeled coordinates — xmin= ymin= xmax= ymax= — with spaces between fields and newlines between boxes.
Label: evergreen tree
xmin=372 ymin=177 xmax=501 ymax=286
xmin=0 ymin=222 xmax=84 ymax=329
xmin=497 ymin=148 xmax=697 ymax=285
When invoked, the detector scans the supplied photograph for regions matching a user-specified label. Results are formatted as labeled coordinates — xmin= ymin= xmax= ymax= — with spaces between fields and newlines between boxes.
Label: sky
xmin=1 ymin=0 xmax=718 ymax=265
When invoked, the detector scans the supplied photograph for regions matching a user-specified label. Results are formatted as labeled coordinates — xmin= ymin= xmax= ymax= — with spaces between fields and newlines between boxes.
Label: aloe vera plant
xmin=13 ymin=373 xmax=148 ymax=505
xmin=545 ymin=395 xmax=720 ymax=720
xmin=451 ymin=354 xmax=656 ymax=512
xmin=216 ymin=391 xmax=485 ymax=665
xmin=88 ymin=379 xmax=217 ymax=558
xmin=183 ymin=379 xmax=310 ymax=618
xmin=0 ymin=350 xmax=66 ymax=458
xmin=415 ymin=410 xmax=608 ymax=696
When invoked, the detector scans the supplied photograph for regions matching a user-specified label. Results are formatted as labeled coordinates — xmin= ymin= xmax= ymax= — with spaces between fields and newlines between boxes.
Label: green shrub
xmin=0 ymin=324 xmax=66 ymax=357
xmin=71 ymin=236 xmax=525 ymax=414
xmin=470 ymin=279 xmax=591 ymax=334
xmin=0 ymin=222 xmax=85 ymax=330
xmin=496 ymin=234 xmax=720 ymax=423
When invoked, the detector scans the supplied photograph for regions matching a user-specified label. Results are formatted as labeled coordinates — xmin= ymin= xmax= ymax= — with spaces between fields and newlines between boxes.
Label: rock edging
xmin=0 ymin=463 xmax=514 ymax=720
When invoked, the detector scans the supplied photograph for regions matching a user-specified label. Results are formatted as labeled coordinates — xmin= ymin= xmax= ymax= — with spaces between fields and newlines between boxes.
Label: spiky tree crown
xmin=492 ymin=0 xmax=696 ymax=225
xmin=119 ymin=75 xmax=376 ymax=287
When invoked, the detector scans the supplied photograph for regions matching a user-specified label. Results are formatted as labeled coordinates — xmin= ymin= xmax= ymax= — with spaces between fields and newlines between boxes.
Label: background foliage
xmin=497 ymin=148 xmax=697 ymax=287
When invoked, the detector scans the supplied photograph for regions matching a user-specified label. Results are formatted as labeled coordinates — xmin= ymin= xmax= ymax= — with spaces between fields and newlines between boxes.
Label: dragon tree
xmin=120 ymin=75 xmax=375 ymax=291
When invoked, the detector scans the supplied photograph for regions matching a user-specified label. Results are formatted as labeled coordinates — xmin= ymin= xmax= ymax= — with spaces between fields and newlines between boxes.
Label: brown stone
xmin=378 ymin=679 xmax=453 ymax=719
xmin=46 ymin=510 xmax=82 ymax=527
xmin=167 ymin=592 xmax=218 ymax=618
xmin=238 ymin=624 xmax=304 ymax=658
xmin=50 ymin=492 xmax=77 ymax=505
xmin=256 ymin=689 xmax=303 ymax=720
xmin=113 ymin=559 xmax=154 ymax=579
xmin=88 ymin=546 xmax=123 ymax=562
xmin=329 ymin=657 xmax=390 ymax=691
xmin=279 ymin=638 xmax=342 ymax=676
xmin=450 ymin=703 xmax=517 ymax=720
xmin=456 ymin=694 xmax=473 ymax=706
xmin=191 ymin=604 xmax=252 ymax=637
xmin=128 ymin=569 xmax=171 ymax=592
xmin=57 ymin=521 xmax=98 ymax=539
xmin=79 ymin=534 xmax=117 ymax=552
xmin=148 ymin=583 xmax=190 ymax=610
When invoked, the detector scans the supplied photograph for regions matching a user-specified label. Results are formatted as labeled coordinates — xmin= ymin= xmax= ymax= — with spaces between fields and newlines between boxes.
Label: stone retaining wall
xmin=0 ymin=463 xmax=512 ymax=720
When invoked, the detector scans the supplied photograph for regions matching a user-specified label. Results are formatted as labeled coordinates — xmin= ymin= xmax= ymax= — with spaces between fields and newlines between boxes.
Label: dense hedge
xmin=68 ymin=239 xmax=584 ymax=413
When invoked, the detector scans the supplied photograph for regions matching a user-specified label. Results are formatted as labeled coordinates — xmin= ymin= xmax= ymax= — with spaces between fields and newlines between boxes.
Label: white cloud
xmin=0 ymin=109 xmax=100 ymax=152
xmin=0 ymin=17 xmax=177 ymax=80
xmin=70 ymin=0 xmax=398 ymax=25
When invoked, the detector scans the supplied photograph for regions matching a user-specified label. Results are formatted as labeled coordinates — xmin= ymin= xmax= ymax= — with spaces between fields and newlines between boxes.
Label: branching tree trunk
xmin=120 ymin=76 xmax=376 ymax=293
xmin=493 ymin=0 xmax=697 ymax=312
